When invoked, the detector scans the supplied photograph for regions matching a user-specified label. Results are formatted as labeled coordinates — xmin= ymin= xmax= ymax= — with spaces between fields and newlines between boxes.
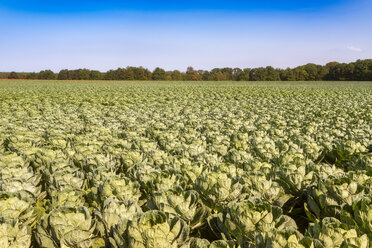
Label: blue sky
xmin=0 ymin=0 xmax=371 ymax=72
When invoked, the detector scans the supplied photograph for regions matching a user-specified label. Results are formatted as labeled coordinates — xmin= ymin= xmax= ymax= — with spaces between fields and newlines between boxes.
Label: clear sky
xmin=0 ymin=0 xmax=371 ymax=72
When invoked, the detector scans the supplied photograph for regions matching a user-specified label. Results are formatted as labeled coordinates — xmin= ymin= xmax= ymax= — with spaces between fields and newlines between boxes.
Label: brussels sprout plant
xmin=0 ymin=81 xmax=371 ymax=247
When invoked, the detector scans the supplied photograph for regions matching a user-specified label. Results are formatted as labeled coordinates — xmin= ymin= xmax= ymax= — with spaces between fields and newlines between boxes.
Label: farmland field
xmin=0 ymin=80 xmax=371 ymax=247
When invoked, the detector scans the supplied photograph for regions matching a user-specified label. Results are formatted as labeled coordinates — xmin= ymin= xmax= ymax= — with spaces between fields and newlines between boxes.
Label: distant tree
xmin=152 ymin=67 xmax=166 ymax=80
xmin=327 ymin=63 xmax=354 ymax=81
xmin=367 ymin=60 xmax=372 ymax=81
xmin=317 ymin=65 xmax=329 ymax=80
xmin=232 ymin=68 xmax=242 ymax=81
xmin=90 ymin=70 xmax=102 ymax=80
xmin=353 ymin=59 xmax=372 ymax=81
xmin=215 ymin=72 xmax=227 ymax=81
xmin=8 ymin=71 xmax=19 ymax=79
xmin=210 ymin=69 xmax=227 ymax=81
xmin=75 ymin=69 xmax=90 ymax=80
xmin=104 ymin=70 xmax=116 ymax=80
xmin=163 ymin=71 xmax=172 ymax=81
xmin=221 ymin=68 xmax=233 ymax=80
xmin=143 ymin=67 xmax=152 ymax=80
xmin=293 ymin=67 xmax=308 ymax=81
xmin=199 ymin=70 xmax=212 ymax=81
xmin=144 ymin=69 xmax=152 ymax=80
xmin=26 ymin=72 xmax=38 ymax=79
xmin=39 ymin=70 xmax=56 ymax=80
xmin=127 ymin=67 xmax=148 ymax=80
xmin=324 ymin=62 xmax=339 ymax=80
xmin=125 ymin=69 xmax=135 ymax=80
xmin=325 ymin=62 xmax=339 ymax=68
xmin=114 ymin=68 xmax=127 ymax=80
xmin=303 ymin=63 xmax=318 ymax=81
xmin=250 ymin=67 xmax=267 ymax=81
xmin=231 ymin=68 xmax=251 ymax=81
xmin=68 ymin=70 xmax=78 ymax=80
xmin=265 ymin=66 xmax=280 ymax=81
xmin=171 ymin=70 xmax=183 ymax=80
xmin=185 ymin=67 xmax=202 ymax=81
xmin=280 ymin=68 xmax=295 ymax=81
xmin=58 ymin=69 xmax=70 ymax=80
xmin=238 ymin=68 xmax=250 ymax=81
xmin=4 ymin=59 xmax=371 ymax=82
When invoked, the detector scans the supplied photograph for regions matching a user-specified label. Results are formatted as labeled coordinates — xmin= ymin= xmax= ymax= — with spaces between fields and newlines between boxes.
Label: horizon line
xmin=1 ymin=58 xmax=370 ymax=73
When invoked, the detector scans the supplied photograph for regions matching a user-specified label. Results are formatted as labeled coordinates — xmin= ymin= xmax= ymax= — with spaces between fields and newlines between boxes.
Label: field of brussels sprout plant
xmin=0 ymin=80 xmax=371 ymax=248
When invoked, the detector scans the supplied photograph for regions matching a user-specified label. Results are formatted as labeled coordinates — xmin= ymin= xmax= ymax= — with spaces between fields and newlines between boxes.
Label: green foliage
xmin=0 ymin=217 xmax=31 ymax=247
xmin=302 ymin=217 xmax=369 ymax=248
xmin=4 ymin=59 xmax=372 ymax=81
xmin=95 ymin=198 xmax=142 ymax=240
xmin=196 ymin=171 xmax=244 ymax=211
xmin=7 ymin=71 xmax=19 ymax=79
xmin=152 ymin=67 xmax=167 ymax=80
xmin=305 ymin=175 xmax=366 ymax=220
xmin=110 ymin=210 xmax=189 ymax=248
xmin=35 ymin=206 xmax=97 ymax=248
xmin=208 ymin=200 xmax=298 ymax=245
xmin=149 ymin=189 xmax=208 ymax=230
xmin=38 ymin=70 xmax=56 ymax=80
xmin=0 ymin=81 xmax=371 ymax=247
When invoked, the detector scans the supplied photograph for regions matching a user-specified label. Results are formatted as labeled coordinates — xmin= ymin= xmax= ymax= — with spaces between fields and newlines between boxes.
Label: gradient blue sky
xmin=0 ymin=0 xmax=371 ymax=72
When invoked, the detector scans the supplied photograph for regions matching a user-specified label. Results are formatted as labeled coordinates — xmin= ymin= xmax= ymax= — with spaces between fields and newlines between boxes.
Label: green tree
xmin=76 ymin=69 xmax=90 ymax=80
xmin=104 ymin=70 xmax=116 ymax=80
xmin=265 ymin=66 xmax=280 ymax=81
xmin=250 ymin=67 xmax=266 ymax=81
xmin=58 ymin=70 xmax=70 ymax=80
xmin=293 ymin=67 xmax=308 ymax=81
xmin=115 ymin=68 xmax=127 ymax=80
xmin=185 ymin=67 xmax=202 ymax=81
xmin=127 ymin=67 xmax=148 ymax=80
xmin=5 ymin=59 xmax=370 ymax=82
xmin=171 ymin=70 xmax=183 ymax=80
xmin=221 ymin=67 xmax=233 ymax=80
xmin=231 ymin=68 xmax=242 ymax=81
xmin=317 ymin=65 xmax=329 ymax=80
xmin=90 ymin=70 xmax=102 ymax=80
xmin=280 ymin=68 xmax=295 ymax=81
xmin=8 ymin=71 xmax=19 ymax=79
xmin=210 ymin=69 xmax=227 ymax=81
xmin=353 ymin=59 xmax=372 ymax=81
xmin=26 ymin=72 xmax=38 ymax=79
xmin=125 ymin=69 xmax=135 ymax=80
xmin=240 ymin=68 xmax=251 ymax=81
xmin=39 ymin=70 xmax=56 ymax=80
xmin=303 ymin=63 xmax=318 ymax=81
xmin=152 ymin=67 xmax=166 ymax=80
xmin=144 ymin=69 xmax=152 ymax=80
xmin=200 ymin=70 xmax=213 ymax=81
xmin=328 ymin=63 xmax=354 ymax=80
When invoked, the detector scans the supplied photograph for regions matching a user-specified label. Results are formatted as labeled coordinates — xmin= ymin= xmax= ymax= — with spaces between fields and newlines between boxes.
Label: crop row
xmin=0 ymin=82 xmax=371 ymax=247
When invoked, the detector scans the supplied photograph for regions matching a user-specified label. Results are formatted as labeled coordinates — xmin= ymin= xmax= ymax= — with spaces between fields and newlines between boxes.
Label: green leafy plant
xmin=35 ymin=206 xmax=97 ymax=248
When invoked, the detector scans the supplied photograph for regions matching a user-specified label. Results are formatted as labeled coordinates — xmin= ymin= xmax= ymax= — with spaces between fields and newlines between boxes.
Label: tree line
xmin=2 ymin=59 xmax=372 ymax=81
